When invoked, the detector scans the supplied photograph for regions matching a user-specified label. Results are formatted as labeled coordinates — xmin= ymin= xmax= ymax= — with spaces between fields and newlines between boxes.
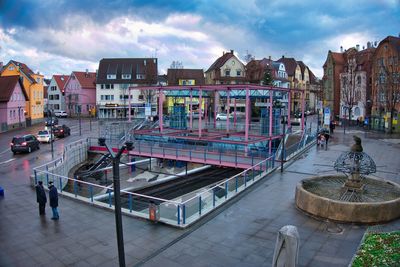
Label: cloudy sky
xmin=0 ymin=0 xmax=399 ymax=79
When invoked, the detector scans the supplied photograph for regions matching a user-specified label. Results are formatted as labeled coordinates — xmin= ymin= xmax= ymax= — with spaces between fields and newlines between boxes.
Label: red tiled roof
xmin=53 ymin=75 xmax=70 ymax=90
xmin=0 ymin=75 xmax=29 ymax=102
xmin=73 ymin=71 xmax=96 ymax=89
xmin=380 ymin=35 xmax=400 ymax=53
xmin=206 ymin=51 xmax=235 ymax=73
xmin=167 ymin=69 xmax=205 ymax=85
xmin=10 ymin=60 xmax=36 ymax=82
xmin=276 ymin=57 xmax=298 ymax=76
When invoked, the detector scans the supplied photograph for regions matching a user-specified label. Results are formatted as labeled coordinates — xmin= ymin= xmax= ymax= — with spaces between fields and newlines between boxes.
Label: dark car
xmin=53 ymin=125 xmax=71 ymax=138
xmin=45 ymin=117 xmax=58 ymax=126
xmin=11 ymin=134 xmax=40 ymax=154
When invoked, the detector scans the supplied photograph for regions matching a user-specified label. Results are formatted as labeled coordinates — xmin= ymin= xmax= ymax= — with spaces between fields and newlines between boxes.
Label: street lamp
xmin=280 ymin=114 xmax=287 ymax=173
xmin=97 ymin=138 xmax=134 ymax=267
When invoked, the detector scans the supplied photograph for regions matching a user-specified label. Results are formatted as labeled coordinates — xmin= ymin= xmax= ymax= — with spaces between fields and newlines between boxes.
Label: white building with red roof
xmin=47 ymin=74 xmax=69 ymax=113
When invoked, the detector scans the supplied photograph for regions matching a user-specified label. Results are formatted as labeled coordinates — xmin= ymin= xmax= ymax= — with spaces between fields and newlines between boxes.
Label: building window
xmin=225 ymin=70 xmax=230 ymax=76
xmin=357 ymin=76 xmax=361 ymax=85
xmin=9 ymin=66 xmax=14 ymax=71
xmin=55 ymin=95 xmax=60 ymax=100
xmin=101 ymin=95 xmax=105 ymax=101
xmin=10 ymin=110 xmax=12 ymax=118
xmin=122 ymin=74 xmax=131 ymax=79
xmin=36 ymin=78 xmax=41 ymax=84
xmin=107 ymin=74 xmax=116 ymax=79
xmin=236 ymin=70 xmax=241 ymax=76
xmin=136 ymin=74 xmax=145 ymax=79
xmin=105 ymin=84 xmax=110 ymax=89
xmin=101 ymin=84 xmax=104 ymax=89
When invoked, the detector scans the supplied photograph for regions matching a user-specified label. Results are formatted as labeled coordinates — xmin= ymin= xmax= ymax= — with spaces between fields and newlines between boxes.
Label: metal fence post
xmin=90 ymin=185 xmax=93 ymax=202
xmin=198 ymin=196 xmax=202 ymax=215
xmin=213 ymin=190 xmax=216 ymax=207
xmin=177 ymin=205 xmax=181 ymax=225
xmin=59 ymin=177 xmax=62 ymax=192
xmin=225 ymin=182 xmax=228 ymax=199
xmin=74 ymin=180 xmax=77 ymax=197
xmin=34 ymin=170 xmax=38 ymax=184
xmin=235 ymin=176 xmax=238 ymax=193
xmin=129 ymin=194 xmax=132 ymax=213
xmin=46 ymin=165 xmax=49 ymax=185
xmin=182 ymin=204 xmax=186 ymax=225
xmin=108 ymin=191 xmax=112 ymax=207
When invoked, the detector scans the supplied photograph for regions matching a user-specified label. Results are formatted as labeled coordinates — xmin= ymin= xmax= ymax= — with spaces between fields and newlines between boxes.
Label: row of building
xmin=323 ymin=35 xmax=400 ymax=132
xmin=0 ymin=51 xmax=321 ymax=132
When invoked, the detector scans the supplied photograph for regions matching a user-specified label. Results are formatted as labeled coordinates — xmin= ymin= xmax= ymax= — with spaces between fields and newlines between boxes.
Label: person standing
xmin=48 ymin=181 xmax=59 ymax=220
xmin=35 ymin=181 xmax=47 ymax=215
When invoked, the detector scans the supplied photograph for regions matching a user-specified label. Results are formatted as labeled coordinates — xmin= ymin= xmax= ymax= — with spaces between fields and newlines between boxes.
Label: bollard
xmin=272 ymin=225 xmax=300 ymax=267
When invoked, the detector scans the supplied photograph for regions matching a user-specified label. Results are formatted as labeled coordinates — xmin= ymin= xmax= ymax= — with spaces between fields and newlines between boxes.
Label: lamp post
xmin=98 ymin=138 xmax=134 ymax=267
xmin=280 ymin=114 xmax=287 ymax=173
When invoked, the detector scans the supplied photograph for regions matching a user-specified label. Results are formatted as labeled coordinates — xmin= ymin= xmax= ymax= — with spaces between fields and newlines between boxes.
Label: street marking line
xmin=0 ymin=149 xmax=10 ymax=155
xmin=0 ymin=158 xmax=16 ymax=165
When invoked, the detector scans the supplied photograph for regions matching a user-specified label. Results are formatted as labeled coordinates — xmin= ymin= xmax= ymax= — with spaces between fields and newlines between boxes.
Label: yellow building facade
xmin=1 ymin=61 xmax=44 ymax=125
xmin=166 ymin=79 xmax=206 ymax=113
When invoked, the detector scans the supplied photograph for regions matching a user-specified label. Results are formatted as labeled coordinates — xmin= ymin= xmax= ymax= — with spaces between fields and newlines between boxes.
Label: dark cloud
xmin=0 ymin=0 xmax=201 ymax=30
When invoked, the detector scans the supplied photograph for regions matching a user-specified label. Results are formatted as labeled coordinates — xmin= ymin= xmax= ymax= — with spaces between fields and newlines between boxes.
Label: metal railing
xmin=32 ymin=129 xmax=317 ymax=228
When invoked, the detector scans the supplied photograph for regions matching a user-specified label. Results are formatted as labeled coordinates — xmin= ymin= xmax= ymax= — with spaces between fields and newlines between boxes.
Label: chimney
xmin=269 ymin=56 xmax=271 ymax=61
xmin=85 ymin=69 xmax=89 ymax=77
xmin=230 ymin=49 xmax=234 ymax=54
xmin=282 ymin=55 xmax=285 ymax=59
xmin=367 ymin=41 xmax=371 ymax=49
xmin=0 ymin=61 xmax=3 ymax=70
xmin=340 ymin=46 xmax=343 ymax=52
xmin=356 ymin=44 xmax=360 ymax=51
xmin=362 ymin=46 xmax=365 ymax=50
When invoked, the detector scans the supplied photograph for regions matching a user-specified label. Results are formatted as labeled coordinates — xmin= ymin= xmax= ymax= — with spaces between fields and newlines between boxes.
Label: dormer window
xmin=136 ymin=74 xmax=145 ymax=80
xmin=122 ymin=74 xmax=131 ymax=79
xmin=107 ymin=74 xmax=116 ymax=79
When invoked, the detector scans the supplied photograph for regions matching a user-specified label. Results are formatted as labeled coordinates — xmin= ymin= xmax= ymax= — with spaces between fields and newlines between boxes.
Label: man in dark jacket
xmin=48 ymin=181 xmax=59 ymax=220
xmin=35 ymin=181 xmax=47 ymax=215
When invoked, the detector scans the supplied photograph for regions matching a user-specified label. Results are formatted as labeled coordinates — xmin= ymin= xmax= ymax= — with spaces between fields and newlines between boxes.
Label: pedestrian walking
xmin=48 ymin=181 xmax=59 ymax=220
xmin=329 ymin=121 xmax=335 ymax=134
xmin=35 ymin=181 xmax=47 ymax=215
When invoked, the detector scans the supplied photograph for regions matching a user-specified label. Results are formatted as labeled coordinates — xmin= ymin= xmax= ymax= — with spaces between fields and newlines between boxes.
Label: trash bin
xmin=0 ymin=186 xmax=4 ymax=197
xmin=272 ymin=225 xmax=300 ymax=267
xmin=149 ymin=201 xmax=160 ymax=222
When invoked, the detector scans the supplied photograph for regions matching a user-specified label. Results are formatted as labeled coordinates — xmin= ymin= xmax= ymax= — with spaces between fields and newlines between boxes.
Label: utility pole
xmin=98 ymin=138 xmax=134 ymax=267
xmin=78 ymin=105 xmax=82 ymax=136
xmin=281 ymin=115 xmax=286 ymax=173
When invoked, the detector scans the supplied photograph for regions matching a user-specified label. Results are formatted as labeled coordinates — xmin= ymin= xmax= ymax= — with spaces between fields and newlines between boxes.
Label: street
xmin=0 ymin=118 xmax=99 ymax=185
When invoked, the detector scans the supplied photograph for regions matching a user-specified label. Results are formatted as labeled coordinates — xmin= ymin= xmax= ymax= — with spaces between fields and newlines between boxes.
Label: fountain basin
xmin=295 ymin=175 xmax=400 ymax=224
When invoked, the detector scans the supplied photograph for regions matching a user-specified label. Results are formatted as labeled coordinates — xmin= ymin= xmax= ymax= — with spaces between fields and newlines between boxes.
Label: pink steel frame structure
xmin=124 ymin=84 xmax=306 ymax=168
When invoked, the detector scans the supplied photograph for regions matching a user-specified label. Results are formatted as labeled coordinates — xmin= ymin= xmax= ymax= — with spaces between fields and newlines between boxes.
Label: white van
xmin=54 ymin=110 xmax=68 ymax=118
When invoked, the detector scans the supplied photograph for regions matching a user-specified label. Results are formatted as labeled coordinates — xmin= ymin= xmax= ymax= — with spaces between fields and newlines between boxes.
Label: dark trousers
xmin=39 ymin=203 xmax=46 ymax=215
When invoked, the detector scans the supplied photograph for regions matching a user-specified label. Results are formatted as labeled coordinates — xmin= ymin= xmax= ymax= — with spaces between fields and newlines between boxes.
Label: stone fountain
xmin=295 ymin=136 xmax=400 ymax=223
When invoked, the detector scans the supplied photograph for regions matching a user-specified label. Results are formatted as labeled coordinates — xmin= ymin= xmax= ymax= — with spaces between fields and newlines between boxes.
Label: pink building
xmin=0 ymin=75 xmax=29 ymax=132
xmin=64 ymin=70 xmax=96 ymax=116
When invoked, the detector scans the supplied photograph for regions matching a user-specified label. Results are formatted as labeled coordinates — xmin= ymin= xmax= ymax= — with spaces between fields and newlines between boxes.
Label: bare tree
xmin=170 ymin=61 xmax=183 ymax=69
xmin=340 ymin=57 xmax=360 ymax=126
xmin=244 ymin=51 xmax=255 ymax=64
xmin=375 ymin=58 xmax=400 ymax=133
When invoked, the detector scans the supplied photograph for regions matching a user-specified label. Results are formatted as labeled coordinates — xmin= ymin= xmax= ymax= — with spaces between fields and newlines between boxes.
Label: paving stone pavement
xmin=1 ymin=127 xmax=399 ymax=267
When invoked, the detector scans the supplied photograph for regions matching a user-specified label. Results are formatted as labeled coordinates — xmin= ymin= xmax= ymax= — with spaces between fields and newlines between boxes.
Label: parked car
xmin=10 ymin=134 xmax=40 ymax=154
xmin=45 ymin=117 xmax=58 ymax=126
xmin=54 ymin=110 xmax=68 ymax=118
xmin=37 ymin=130 xmax=54 ymax=143
xmin=53 ymin=125 xmax=71 ymax=138
xmin=216 ymin=113 xmax=232 ymax=121
xmin=186 ymin=111 xmax=204 ymax=119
